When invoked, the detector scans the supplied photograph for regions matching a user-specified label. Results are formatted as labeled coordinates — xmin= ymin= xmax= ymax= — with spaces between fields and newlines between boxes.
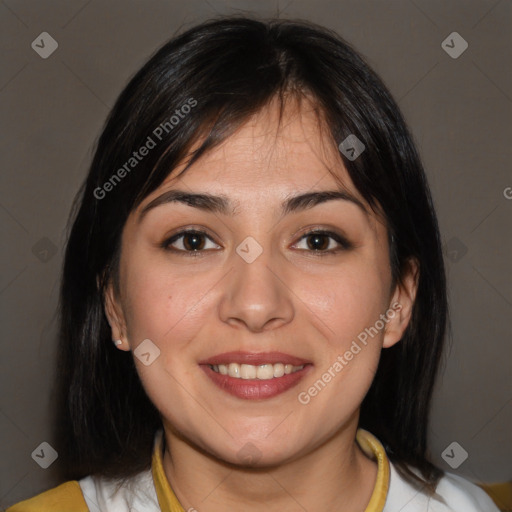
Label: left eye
xmin=293 ymin=231 xmax=349 ymax=252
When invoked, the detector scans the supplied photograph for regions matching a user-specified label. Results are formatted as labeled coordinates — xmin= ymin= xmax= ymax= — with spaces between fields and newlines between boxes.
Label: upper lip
xmin=198 ymin=351 xmax=312 ymax=366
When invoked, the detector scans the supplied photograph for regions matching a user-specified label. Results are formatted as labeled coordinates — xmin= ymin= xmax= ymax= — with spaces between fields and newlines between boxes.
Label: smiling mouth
xmin=209 ymin=363 xmax=305 ymax=380
xmin=199 ymin=351 xmax=313 ymax=399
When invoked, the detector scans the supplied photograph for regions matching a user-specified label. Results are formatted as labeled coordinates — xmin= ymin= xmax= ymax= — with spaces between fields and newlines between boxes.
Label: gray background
xmin=1 ymin=0 xmax=511 ymax=508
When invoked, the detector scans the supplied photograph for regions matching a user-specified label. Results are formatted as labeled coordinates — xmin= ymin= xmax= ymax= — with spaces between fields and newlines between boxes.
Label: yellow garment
xmin=5 ymin=480 xmax=89 ymax=512
xmin=6 ymin=428 xmax=389 ymax=512
xmin=478 ymin=481 xmax=512 ymax=511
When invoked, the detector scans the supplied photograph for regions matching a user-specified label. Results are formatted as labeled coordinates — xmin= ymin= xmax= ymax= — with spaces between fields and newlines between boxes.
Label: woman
xmin=8 ymin=17 xmax=499 ymax=512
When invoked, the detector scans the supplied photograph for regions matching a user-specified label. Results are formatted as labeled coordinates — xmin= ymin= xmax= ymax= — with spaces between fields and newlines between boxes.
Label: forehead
xmin=153 ymin=98 xmax=357 ymax=203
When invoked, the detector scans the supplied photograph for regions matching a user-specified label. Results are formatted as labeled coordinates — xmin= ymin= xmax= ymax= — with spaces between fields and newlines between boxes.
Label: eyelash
xmin=161 ymin=228 xmax=353 ymax=257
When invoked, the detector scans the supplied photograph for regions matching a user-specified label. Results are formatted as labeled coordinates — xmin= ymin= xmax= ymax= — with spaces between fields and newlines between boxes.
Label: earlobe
xmin=382 ymin=258 xmax=419 ymax=349
xmin=103 ymin=281 xmax=130 ymax=351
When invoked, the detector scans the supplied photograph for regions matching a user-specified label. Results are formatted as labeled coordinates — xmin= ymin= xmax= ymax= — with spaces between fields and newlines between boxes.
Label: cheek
xmin=121 ymin=255 xmax=218 ymax=351
xmin=301 ymin=266 xmax=389 ymax=346
xmin=119 ymin=259 xmax=214 ymax=420
xmin=296 ymin=274 xmax=385 ymax=423
xmin=294 ymin=258 xmax=389 ymax=410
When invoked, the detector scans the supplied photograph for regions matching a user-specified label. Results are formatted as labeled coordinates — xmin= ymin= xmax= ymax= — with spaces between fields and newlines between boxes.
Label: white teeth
xmin=240 ymin=364 xmax=257 ymax=379
xmin=228 ymin=363 xmax=240 ymax=378
xmin=273 ymin=363 xmax=285 ymax=378
xmin=211 ymin=362 xmax=305 ymax=379
xmin=256 ymin=364 xmax=274 ymax=380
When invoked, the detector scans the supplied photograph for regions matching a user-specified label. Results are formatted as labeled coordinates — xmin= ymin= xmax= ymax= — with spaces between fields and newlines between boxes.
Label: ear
xmin=382 ymin=258 xmax=419 ymax=349
xmin=104 ymin=280 xmax=130 ymax=351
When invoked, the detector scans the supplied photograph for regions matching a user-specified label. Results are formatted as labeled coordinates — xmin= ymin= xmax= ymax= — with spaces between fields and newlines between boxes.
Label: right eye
xmin=162 ymin=230 xmax=221 ymax=255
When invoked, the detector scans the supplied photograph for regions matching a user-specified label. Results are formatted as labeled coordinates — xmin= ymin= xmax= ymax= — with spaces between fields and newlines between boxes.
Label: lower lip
xmin=200 ymin=364 xmax=313 ymax=400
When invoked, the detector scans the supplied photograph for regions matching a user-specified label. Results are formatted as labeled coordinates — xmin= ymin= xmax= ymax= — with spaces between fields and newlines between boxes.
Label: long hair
xmin=55 ymin=16 xmax=447 ymax=493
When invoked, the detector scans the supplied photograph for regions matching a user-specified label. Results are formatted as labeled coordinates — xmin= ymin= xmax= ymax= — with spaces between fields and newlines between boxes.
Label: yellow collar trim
xmin=152 ymin=428 xmax=390 ymax=512
xmin=356 ymin=428 xmax=390 ymax=512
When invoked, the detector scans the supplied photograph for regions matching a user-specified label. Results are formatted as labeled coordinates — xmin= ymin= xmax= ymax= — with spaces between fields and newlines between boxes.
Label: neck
xmin=161 ymin=418 xmax=378 ymax=512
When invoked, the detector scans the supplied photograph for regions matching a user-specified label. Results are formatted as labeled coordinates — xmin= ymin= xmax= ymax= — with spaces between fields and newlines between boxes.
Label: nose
xmin=218 ymin=246 xmax=295 ymax=333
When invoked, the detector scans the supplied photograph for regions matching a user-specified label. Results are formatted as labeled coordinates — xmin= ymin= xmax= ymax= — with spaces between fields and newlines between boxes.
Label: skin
xmin=104 ymin=96 xmax=418 ymax=512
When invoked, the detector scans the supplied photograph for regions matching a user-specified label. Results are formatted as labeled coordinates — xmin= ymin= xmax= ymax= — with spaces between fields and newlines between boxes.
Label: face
xmin=105 ymin=98 xmax=416 ymax=466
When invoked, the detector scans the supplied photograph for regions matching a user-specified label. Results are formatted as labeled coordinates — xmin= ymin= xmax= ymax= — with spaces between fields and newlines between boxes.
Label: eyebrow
xmin=138 ymin=189 xmax=367 ymax=222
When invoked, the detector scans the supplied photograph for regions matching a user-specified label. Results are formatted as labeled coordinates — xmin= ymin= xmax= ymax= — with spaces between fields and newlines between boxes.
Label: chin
xmin=206 ymin=436 xmax=301 ymax=469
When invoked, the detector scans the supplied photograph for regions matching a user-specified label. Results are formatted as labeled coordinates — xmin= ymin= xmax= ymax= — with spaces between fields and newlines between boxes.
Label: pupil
xmin=184 ymin=233 xmax=204 ymax=251
xmin=308 ymin=234 xmax=328 ymax=251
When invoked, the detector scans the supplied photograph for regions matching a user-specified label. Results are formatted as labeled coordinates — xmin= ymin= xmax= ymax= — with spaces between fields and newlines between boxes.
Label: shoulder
xmin=435 ymin=471 xmax=501 ymax=511
xmin=5 ymin=469 xmax=159 ymax=512
xmin=78 ymin=469 xmax=160 ymax=511
xmin=5 ymin=480 xmax=89 ymax=512
xmin=385 ymin=461 xmax=500 ymax=511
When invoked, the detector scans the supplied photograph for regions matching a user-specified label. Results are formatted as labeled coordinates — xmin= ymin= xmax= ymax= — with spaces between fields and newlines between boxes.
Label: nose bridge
xmin=218 ymin=236 xmax=294 ymax=332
